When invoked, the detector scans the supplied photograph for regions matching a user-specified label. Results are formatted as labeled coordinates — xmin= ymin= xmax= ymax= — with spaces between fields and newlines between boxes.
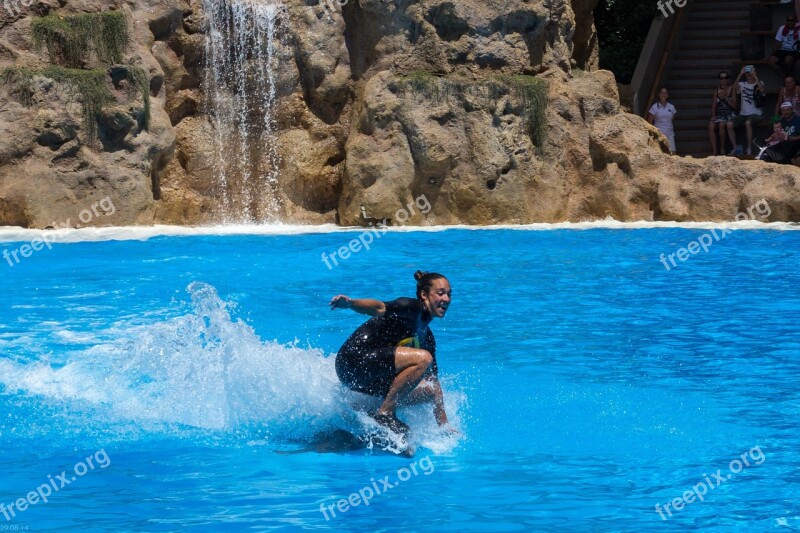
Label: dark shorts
xmin=335 ymin=346 xmax=397 ymax=397
xmin=773 ymin=50 xmax=798 ymax=61
xmin=731 ymin=113 xmax=762 ymax=127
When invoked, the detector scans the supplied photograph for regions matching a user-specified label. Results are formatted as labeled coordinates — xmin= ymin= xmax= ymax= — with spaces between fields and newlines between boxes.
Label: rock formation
xmin=0 ymin=0 xmax=797 ymax=228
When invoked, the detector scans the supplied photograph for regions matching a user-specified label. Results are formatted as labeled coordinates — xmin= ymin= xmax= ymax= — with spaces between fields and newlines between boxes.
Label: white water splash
xmin=0 ymin=283 xmax=463 ymax=453
xmin=202 ymin=0 xmax=284 ymax=222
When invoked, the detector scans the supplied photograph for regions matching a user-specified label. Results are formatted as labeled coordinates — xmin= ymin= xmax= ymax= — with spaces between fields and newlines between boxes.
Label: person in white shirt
xmin=726 ymin=66 xmax=766 ymax=156
xmin=767 ymin=14 xmax=799 ymax=75
xmin=647 ymin=87 xmax=677 ymax=154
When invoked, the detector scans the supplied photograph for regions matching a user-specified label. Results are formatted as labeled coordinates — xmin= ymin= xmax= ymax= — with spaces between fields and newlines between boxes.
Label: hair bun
xmin=414 ymin=270 xmax=426 ymax=281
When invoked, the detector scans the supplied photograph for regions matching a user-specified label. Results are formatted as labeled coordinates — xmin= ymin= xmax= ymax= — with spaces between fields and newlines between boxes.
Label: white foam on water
xmin=0 ymin=218 xmax=796 ymax=244
xmin=0 ymin=282 xmax=464 ymax=454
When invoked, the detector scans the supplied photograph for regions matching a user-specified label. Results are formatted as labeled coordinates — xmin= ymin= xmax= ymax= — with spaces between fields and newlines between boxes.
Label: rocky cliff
xmin=0 ymin=0 xmax=798 ymax=228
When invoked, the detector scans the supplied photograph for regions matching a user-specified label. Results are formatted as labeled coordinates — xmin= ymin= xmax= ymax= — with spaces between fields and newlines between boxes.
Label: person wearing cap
xmin=726 ymin=65 xmax=767 ymax=156
xmin=761 ymin=101 xmax=800 ymax=163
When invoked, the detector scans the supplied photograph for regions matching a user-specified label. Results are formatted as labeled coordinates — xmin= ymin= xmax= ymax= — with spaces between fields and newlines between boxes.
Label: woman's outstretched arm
xmin=329 ymin=295 xmax=386 ymax=316
xmin=430 ymin=378 xmax=449 ymax=426
xmin=399 ymin=378 xmax=451 ymax=427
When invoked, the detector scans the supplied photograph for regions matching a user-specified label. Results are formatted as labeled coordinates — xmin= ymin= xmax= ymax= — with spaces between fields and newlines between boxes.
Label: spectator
xmin=761 ymin=102 xmax=800 ymax=163
xmin=764 ymin=121 xmax=786 ymax=147
xmin=647 ymin=87 xmax=677 ymax=154
xmin=709 ymin=71 xmax=736 ymax=156
xmin=767 ymin=13 xmax=799 ymax=76
xmin=727 ymin=65 xmax=766 ymax=156
xmin=775 ymin=75 xmax=800 ymax=116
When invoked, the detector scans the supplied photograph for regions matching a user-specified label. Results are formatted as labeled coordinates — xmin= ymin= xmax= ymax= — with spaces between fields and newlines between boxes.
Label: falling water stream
xmin=202 ymin=0 xmax=283 ymax=221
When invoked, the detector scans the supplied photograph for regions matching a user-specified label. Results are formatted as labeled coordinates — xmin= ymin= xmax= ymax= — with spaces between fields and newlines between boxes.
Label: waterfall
xmin=202 ymin=0 xmax=284 ymax=222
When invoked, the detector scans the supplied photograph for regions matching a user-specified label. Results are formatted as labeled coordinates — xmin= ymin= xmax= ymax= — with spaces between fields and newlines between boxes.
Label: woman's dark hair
xmin=415 ymin=270 xmax=446 ymax=298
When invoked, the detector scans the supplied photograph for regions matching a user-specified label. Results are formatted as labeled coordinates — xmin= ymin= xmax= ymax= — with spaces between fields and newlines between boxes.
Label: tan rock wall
xmin=0 ymin=0 xmax=797 ymax=227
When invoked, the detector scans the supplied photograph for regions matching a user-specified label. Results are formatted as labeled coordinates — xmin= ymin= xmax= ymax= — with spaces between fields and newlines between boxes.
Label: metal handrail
xmin=644 ymin=7 xmax=687 ymax=116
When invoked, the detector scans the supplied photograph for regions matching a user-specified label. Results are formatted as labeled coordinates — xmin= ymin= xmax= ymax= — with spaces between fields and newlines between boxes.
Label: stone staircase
xmin=662 ymin=0 xmax=793 ymax=157
xmin=662 ymin=0 xmax=753 ymax=157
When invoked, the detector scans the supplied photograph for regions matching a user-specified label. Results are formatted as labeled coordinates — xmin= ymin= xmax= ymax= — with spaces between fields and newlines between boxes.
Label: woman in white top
xmin=647 ymin=87 xmax=677 ymax=154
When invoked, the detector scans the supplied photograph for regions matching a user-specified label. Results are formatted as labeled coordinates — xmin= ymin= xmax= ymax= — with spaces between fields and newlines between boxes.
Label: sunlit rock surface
xmin=0 ymin=0 xmax=797 ymax=227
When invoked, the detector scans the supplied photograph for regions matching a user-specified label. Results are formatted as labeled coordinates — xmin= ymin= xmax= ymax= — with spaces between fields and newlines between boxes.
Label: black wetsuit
xmin=335 ymin=298 xmax=438 ymax=397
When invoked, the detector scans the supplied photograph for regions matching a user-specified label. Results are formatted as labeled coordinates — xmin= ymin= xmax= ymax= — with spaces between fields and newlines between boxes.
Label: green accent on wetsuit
xmin=335 ymin=297 xmax=438 ymax=396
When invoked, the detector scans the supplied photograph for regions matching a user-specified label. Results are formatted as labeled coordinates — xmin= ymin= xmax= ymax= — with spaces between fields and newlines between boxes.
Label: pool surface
xmin=0 ymin=225 xmax=798 ymax=531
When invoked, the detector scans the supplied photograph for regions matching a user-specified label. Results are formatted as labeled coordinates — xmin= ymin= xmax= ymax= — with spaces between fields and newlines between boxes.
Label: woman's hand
xmin=442 ymin=425 xmax=461 ymax=436
xmin=330 ymin=295 xmax=351 ymax=310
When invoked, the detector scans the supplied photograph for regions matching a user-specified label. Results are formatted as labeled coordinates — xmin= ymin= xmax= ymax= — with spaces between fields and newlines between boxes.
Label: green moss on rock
xmin=494 ymin=75 xmax=548 ymax=150
xmin=1 ymin=65 xmax=150 ymax=141
xmin=31 ymin=11 xmax=129 ymax=68
xmin=127 ymin=66 xmax=151 ymax=129
xmin=396 ymin=72 xmax=548 ymax=149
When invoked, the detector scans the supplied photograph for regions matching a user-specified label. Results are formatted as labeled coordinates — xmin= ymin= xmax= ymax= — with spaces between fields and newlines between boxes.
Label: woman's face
xmin=786 ymin=77 xmax=796 ymax=89
xmin=659 ymin=89 xmax=669 ymax=101
xmin=719 ymin=75 xmax=729 ymax=86
xmin=421 ymin=278 xmax=451 ymax=318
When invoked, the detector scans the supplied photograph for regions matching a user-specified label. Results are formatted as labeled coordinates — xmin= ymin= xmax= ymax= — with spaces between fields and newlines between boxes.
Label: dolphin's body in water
xmin=277 ymin=429 xmax=414 ymax=457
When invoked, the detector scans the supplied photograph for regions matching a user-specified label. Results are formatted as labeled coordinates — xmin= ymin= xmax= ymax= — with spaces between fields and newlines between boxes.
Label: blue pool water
xmin=0 ymin=225 xmax=798 ymax=531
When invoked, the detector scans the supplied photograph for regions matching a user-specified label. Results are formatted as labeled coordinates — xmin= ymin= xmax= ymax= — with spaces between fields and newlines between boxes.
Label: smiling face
xmin=782 ymin=106 xmax=794 ymax=120
xmin=421 ymin=278 xmax=451 ymax=319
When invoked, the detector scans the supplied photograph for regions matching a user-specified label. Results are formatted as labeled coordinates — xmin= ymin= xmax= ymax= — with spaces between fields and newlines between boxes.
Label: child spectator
xmin=765 ymin=121 xmax=787 ymax=146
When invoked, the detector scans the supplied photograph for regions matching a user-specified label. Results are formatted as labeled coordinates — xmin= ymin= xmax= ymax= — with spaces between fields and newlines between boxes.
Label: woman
xmin=775 ymin=75 xmax=800 ymax=116
xmin=330 ymin=271 xmax=452 ymax=436
xmin=647 ymin=87 xmax=677 ymax=154
xmin=709 ymin=71 xmax=736 ymax=156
